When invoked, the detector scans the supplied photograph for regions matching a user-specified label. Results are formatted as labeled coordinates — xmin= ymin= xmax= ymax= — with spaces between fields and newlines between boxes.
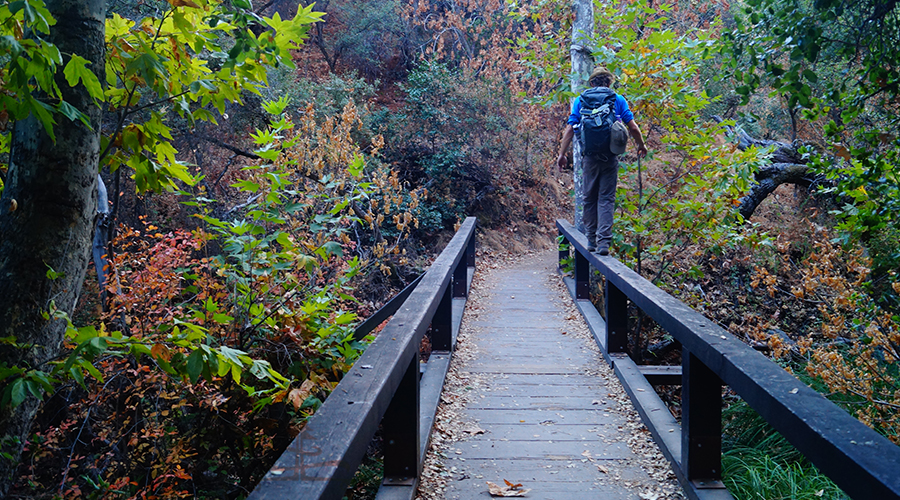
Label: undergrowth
xmin=722 ymin=399 xmax=848 ymax=500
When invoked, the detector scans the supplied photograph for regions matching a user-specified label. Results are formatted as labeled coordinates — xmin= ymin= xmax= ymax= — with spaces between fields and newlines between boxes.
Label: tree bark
xmin=738 ymin=162 xmax=816 ymax=220
xmin=0 ymin=0 xmax=105 ymax=494
xmin=570 ymin=0 xmax=593 ymax=232
xmin=714 ymin=116 xmax=818 ymax=220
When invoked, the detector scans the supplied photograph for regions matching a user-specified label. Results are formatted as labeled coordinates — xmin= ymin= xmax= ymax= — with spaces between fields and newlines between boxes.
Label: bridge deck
xmin=434 ymin=252 xmax=679 ymax=500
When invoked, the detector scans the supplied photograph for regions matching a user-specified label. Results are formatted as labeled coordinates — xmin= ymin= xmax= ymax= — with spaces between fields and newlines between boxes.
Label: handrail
xmin=353 ymin=274 xmax=424 ymax=341
xmin=557 ymin=219 xmax=900 ymax=500
xmin=249 ymin=217 xmax=477 ymax=500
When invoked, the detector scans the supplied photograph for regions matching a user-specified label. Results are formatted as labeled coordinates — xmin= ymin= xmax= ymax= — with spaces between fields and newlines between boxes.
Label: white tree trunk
xmin=570 ymin=0 xmax=593 ymax=232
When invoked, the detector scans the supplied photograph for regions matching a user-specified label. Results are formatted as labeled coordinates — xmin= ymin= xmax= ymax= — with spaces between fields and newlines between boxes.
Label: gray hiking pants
xmin=583 ymin=153 xmax=618 ymax=244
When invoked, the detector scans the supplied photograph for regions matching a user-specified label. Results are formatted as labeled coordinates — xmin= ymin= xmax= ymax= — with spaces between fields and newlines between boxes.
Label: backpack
xmin=579 ymin=87 xmax=618 ymax=158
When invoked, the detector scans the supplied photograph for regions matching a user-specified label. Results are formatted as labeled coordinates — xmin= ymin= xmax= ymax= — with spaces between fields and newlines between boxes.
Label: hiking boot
xmin=598 ymin=241 xmax=610 ymax=256
xmin=587 ymin=241 xmax=597 ymax=252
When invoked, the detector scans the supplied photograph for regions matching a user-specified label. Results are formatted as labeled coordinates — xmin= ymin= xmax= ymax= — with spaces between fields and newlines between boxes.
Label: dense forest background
xmin=0 ymin=0 xmax=898 ymax=498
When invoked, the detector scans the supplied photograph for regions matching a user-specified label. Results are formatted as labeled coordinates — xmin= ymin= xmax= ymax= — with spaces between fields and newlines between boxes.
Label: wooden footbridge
xmin=249 ymin=218 xmax=900 ymax=500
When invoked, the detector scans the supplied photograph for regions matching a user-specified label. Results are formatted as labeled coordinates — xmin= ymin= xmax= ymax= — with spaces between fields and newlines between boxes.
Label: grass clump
xmin=722 ymin=399 xmax=848 ymax=500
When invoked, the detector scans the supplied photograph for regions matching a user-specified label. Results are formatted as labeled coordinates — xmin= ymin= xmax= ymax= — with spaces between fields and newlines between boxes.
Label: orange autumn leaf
xmin=168 ymin=0 xmax=200 ymax=8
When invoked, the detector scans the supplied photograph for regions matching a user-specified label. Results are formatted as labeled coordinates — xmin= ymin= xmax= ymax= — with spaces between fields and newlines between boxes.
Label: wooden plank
xmin=448 ymin=439 xmax=631 ymax=460
xmin=563 ymin=275 xmax=613 ymax=362
xmin=419 ymin=353 xmax=451 ymax=461
xmin=463 ymin=373 xmax=604 ymax=386
xmin=465 ymin=408 xmax=618 ymax=425
xmin=445 ymin=252 xmax=679 ymax=500
xmin=462 ymin=422 xmax=620 ymax=441
xmin=558 ymin=219 xmax=900 ymax=499
xmin=467 ymin=396 xmax=618 ymax=410
xmin=437 ymin=471 xmax=640 ymax=500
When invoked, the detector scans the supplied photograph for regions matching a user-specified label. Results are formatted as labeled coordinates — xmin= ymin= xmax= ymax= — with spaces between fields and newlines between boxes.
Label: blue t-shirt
xmin=567 ymin=92 xmax=633 ymax=126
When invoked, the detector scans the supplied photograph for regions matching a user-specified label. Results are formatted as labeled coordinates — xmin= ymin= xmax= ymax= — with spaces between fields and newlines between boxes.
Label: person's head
xmin=589 ymin=67 xmax=615 ymax=88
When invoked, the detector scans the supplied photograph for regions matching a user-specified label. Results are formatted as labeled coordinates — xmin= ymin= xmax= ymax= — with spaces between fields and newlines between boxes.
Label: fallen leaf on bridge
xmin=486 ymin=480 xmax=531 ymax=497
xmin=463 ymin=424 xmax=485 ymax=435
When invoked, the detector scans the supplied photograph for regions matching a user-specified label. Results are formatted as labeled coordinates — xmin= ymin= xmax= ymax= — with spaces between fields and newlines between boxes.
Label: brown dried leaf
xmin=463 ymin=424 xmax=485 ymax=435
xmin=168 ymin=0 xmax=200 ymax=7
xmin=288 ymin=379 xmax=316 ymax=409
xmin=486 ymin=481 xmax=530 ymax=497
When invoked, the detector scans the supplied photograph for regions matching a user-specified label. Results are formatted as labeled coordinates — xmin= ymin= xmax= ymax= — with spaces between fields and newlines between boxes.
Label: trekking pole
xmin=633 ymin=154 xmax=644 ymax=362
xmin=636 ymin=155 xmax=643 ymax=275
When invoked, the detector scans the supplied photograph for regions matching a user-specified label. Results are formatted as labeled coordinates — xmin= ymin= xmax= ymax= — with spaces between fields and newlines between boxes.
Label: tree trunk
xmin=738 ymin=163 xmax=816 ymax=220
xmin=713 ymin=116 xmax=818 ymax=221
xmin=570 ymin=0 xmax=593 ymax=232
xmin=0 ymin=0 xmax=105 ymax=494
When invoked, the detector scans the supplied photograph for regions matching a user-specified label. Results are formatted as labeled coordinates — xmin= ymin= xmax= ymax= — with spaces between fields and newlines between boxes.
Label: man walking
xmin=557 ymin=67 xmax=647 ymax=255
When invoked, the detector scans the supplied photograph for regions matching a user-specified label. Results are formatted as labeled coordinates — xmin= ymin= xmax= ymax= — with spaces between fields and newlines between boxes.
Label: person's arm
xmin=557 ymin=124 xmax=575 ymax=170
xmin=626 ymin=119 xmax=648 ymax=158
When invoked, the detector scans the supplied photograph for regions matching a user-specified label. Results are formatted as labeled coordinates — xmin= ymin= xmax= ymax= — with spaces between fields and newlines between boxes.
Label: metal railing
xmin=557 ymin=219 xmax=900 ymax=500
xmin=249 ymin=217 xmax=476 ymax=500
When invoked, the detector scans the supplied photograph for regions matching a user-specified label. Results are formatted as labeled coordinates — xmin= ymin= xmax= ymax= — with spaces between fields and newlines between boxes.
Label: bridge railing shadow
xmin=557 ymin=218 xmax=900 ymax=500
xmin=249 ymin=217 xmax=476 ymax=500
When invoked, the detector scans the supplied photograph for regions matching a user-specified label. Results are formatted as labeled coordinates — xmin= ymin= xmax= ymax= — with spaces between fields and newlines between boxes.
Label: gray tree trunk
xmin=0 ymin=0 xmax=105 ymax=494
xmin=570 ymin=0 xmax=593 ymax=232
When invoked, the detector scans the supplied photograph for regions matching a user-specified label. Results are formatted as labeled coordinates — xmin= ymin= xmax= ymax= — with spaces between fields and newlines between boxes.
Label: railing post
xmin=466 ymin=231 xmax=475 ymax=267
xmin=682 ymin=348 xmax=723 ymax=486
xmin=575 ymin=248 xmax=590 ymax=300
xmin=382 ymin=351 xmax=420 ymax=486
xmin=431 ymin=283 xmax=453 ymax=351
xmin=453 ymin=254 xmax=467 ymax=298
xmin=605 ymin=280 xmax=628 ymax=353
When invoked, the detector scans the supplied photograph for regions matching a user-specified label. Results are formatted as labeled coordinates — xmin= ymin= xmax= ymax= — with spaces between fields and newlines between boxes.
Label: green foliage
xmin=722 ymin=400 xmax=848 ymax=499
xmin=376 ymin=60 xmax=538 ymax=230
xmin=513 ymin=0 xmax=772 ymax=280
xmin=299 ymin=0 xmax=404 ymax=74
xmin=557 ymin=235 xmax=574 ymax=274
xmin=0 ymin=0 xmax=325 ymax=195
xmin=266 ymin=71 xmax=378 ymax=124
xmin=100 ymin=0 xmax=323 ymax=192
xmin=601 ymin=0 xmax=772 ymax=278
xmin=0 ymin=0 xmax=74 ymax=140
xmin=724 ymin=0 xmax=900 ymax=294
xmin=6 ymin=97 xmax=422 ymax=496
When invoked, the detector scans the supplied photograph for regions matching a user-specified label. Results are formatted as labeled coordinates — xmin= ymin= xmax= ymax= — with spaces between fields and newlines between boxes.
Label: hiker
xmin=556 ymin=66 xmax=647 ymax=256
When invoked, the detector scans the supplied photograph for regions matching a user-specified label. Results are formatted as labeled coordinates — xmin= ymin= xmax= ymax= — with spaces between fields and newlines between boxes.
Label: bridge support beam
xmin=382 ymin=351 xmax=421 ymax=485
xmin=682 ymin=349 xmax=723 ymax=487
xmin=605 ymin=280 xmax=628 ymax=353
xmin=431 ymin=284 xmax=453 ymax=351
xmin=575 ymin=247 xmax=590 ymax=299
xmin=453 ymin=252 xmax=468 ymax=298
